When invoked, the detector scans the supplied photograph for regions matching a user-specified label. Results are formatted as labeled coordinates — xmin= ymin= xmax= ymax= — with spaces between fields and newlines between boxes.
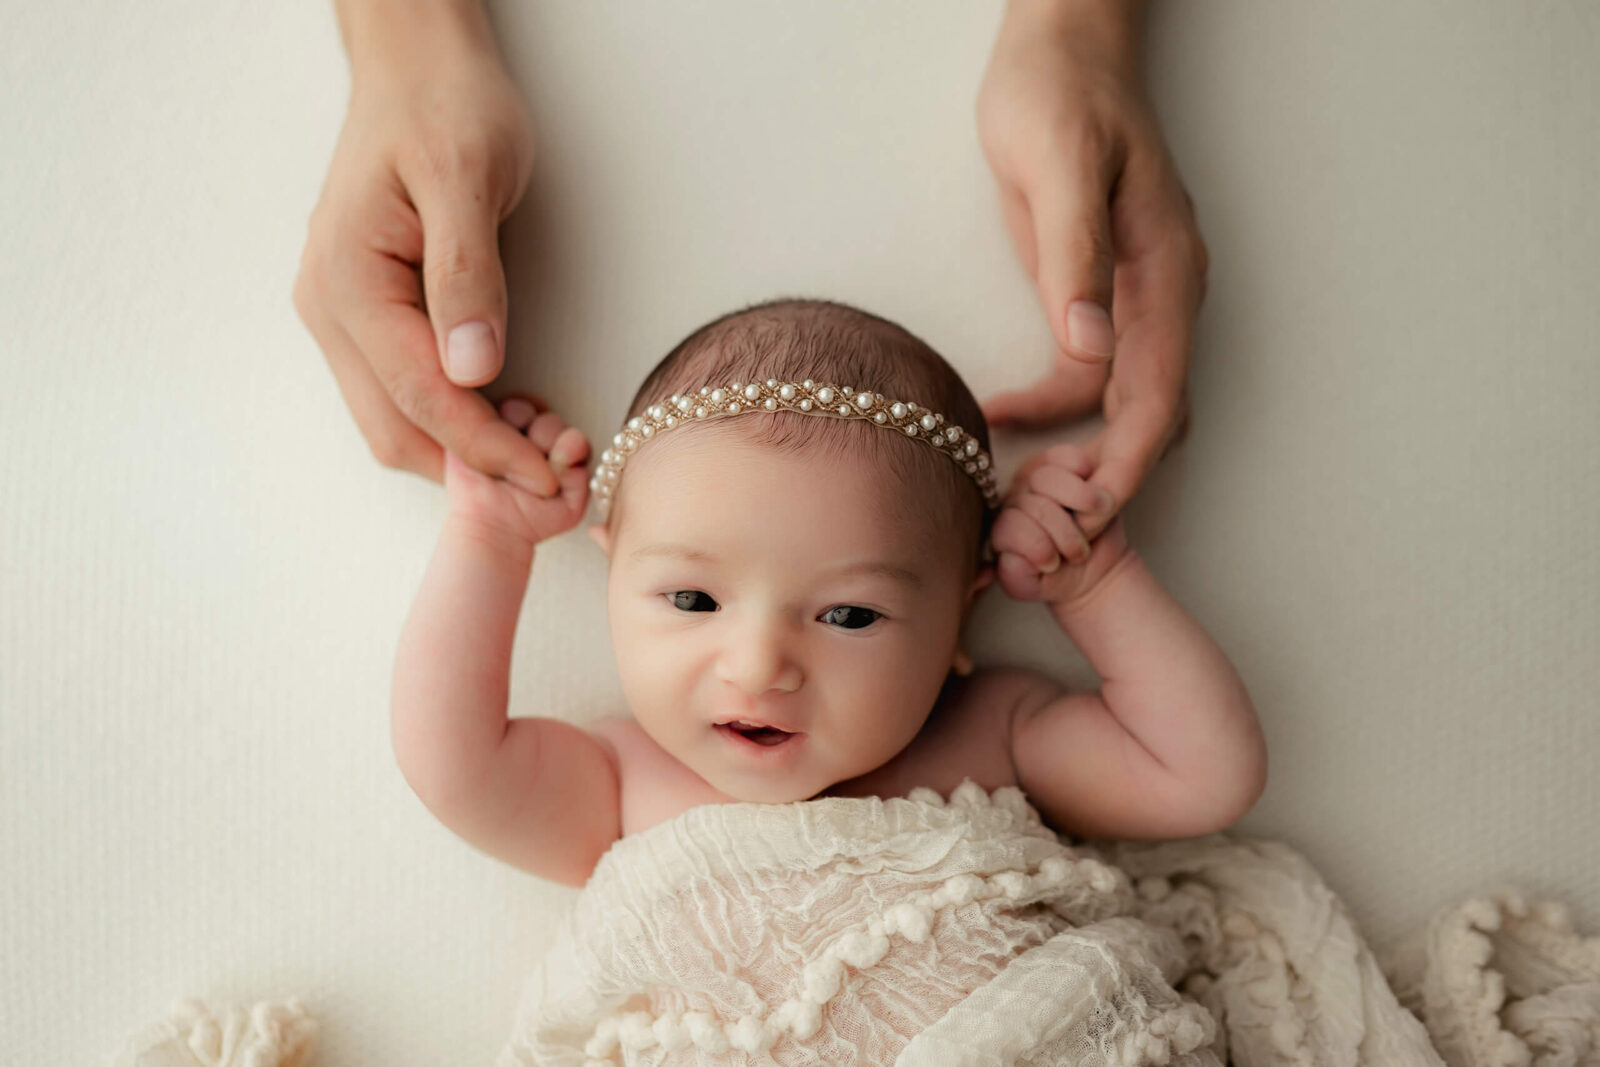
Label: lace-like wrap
xmin=496 ymin=781 xmax=1450 ymax=1066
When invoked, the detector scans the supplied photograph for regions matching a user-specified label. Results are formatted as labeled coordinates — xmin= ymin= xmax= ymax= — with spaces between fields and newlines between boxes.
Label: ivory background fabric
xmin=1 ymin=3 xmax=1596 ymax=1065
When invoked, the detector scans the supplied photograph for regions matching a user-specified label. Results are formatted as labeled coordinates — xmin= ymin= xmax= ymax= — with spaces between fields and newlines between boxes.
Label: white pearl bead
xmin=873 ymin=412 xmax=886 ymax=423
xmin=641 ymin=424 xmax=654 ymax=437
xmin=676 ymin=396 xmax=692 ymax=412
xmin=977 ymin=454 xmax=989 ymax=470
xmin=920 ymin=414 xmax=936 ymax=431
xmin=779 ymin=384 xmax=796 ymax=401
xmin=744 ymin=383 xmax=760 ymax=401
xmin=816 ymin=387 xmax=834 ymax=404
xmin=799 ymin=399 xmax=813 ymax=411
xmin=699 ymin=386 xmax=711 ymax=396
xmin=764 ymin=398 xmax=777 ymax=411
xmin=837 ymin=404 xmax=849 ymax=415
xmin=728 ymin=402 xmax=741 ymax=414
xmin=628 ymin=416 xmax=644 ymax=431
xmin=765 ymin=378 xmax=778 ymax=387
xmin=854 ymin=391 xmax=873 ymax=408
xmin=666 ymin=415 xmax=678 ymax=428
xmin=802 ymin=379 xmax=814 ymax=389
xmin=965 ymin=440 xmax=978 ymax=456
xmin=694 ymin=406 xmax=708 ymax=419
xmin=613 ymin=433 xmax=626 ymax=447
xmin=890 ymin=402 xmax=907 ymax=419
xmin=649 ymin=405 xmax=665 ymax=420
xmin=710 ymin=388 xmax=726 ymax=403
xmin=904 ymin=424 xmax=917 ymax=435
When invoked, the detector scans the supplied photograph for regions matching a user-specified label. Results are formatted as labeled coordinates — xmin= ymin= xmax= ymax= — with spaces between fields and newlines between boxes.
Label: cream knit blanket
xmin=118 ymin=781 xmax=1599 ymax=1067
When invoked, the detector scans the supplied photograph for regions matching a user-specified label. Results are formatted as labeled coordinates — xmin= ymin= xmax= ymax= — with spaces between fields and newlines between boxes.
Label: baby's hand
xmin=443 ymin=395 xmax=590 ymax=547
xmin=991 ymin=443 xmax=1131 ymax=605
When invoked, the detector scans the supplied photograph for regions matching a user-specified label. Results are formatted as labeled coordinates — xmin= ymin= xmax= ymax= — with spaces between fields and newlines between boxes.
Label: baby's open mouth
xmin=717 ymin=721 xmax=796 ymax=746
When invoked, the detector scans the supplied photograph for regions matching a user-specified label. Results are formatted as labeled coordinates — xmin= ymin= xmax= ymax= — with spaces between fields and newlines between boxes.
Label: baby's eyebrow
xmin=629 ymin=544 xmax=922 ymax=589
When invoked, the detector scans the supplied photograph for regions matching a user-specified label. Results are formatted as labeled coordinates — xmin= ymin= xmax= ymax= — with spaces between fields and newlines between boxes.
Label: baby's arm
xmin=391 ymin=401 xmax=621 ymax=887
xmin=992 ymin=446 xmax=1267 ymax=840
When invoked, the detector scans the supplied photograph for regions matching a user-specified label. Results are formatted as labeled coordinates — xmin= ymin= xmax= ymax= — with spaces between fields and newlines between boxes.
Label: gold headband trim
xmin=589 ymin=378 xmax=999 ymax=518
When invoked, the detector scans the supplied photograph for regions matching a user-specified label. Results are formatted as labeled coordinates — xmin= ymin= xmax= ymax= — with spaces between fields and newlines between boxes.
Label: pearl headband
xmin=588 ymin=377 xmax=1000 ymax=519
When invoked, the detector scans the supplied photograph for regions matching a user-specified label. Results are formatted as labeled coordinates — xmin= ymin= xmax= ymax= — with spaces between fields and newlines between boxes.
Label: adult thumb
xmin=416 ymin=179 xmax=510 ymax=387
xmin=1032 ymin=169 xmax=1117 ymax=366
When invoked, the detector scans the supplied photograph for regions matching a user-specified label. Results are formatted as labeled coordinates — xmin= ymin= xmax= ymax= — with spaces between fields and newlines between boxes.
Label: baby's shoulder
xmin=953 ymin=665 xmax=1065 ymax=723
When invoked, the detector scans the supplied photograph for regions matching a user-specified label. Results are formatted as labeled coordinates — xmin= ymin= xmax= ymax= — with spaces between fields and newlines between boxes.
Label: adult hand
xmin=976 ymin=0 xmax=1209 ymax=540
xmin=293 ymin=1 xmax=557 ymax=493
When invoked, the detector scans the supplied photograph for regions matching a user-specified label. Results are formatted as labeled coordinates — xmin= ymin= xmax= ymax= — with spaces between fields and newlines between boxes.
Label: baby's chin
xmin=699 ymin=765 xmax=838 ymax=807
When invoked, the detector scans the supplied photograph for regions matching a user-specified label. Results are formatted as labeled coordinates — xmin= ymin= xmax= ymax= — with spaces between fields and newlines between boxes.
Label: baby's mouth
xmin=717 ymin=720 xmax=797 ymax=746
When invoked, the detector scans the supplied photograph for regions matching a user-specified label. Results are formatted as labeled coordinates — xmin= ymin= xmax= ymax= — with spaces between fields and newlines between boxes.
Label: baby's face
xmin=597 ymin=428 xmax=977 ymax=804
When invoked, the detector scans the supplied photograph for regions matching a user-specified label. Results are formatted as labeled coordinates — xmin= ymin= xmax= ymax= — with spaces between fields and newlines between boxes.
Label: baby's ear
xmin=966 ymin=565 xmax=996 ymax=609
xmin=585 ymin=523 xmax=612 ymax=557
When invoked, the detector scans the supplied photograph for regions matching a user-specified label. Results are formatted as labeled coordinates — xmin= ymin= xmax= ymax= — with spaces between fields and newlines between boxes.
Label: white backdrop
xmin=2 ymin=3 xmax=1596 ymax=1064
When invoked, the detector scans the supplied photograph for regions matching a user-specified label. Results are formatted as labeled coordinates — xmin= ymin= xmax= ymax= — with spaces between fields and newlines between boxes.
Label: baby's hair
xmin=614 ymin=297 xmax=995 ymax=575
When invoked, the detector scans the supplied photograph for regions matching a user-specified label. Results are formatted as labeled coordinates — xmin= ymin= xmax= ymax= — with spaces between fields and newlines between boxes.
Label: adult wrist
xmin=1002 ymin=0 xmax=1146 ymax=71
xmin=335 ymin=0 xmax=501 ymax=84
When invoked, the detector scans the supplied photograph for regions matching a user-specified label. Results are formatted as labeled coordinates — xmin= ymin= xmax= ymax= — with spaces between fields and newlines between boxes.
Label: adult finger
xmin=1031 ymin=139 xmax=1121 ymax=368
xmin=414 ymin=172 xmax=511 ymax=388
xmin=296 ymin=282 xmax=444 ymax=481
xmin=981 ymin=361 xmax=1106 ymax=430
xmin=341 ymin=270 xmax=559 ymax=496
xmin=1081 ymin=398 xmax=1176 ymax=542
xmin=1078 ymin=240 xmax=1197 ymax=539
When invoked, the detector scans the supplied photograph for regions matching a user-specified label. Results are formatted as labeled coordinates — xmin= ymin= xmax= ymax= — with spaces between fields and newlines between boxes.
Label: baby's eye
xmin=667 ymin=590 xmax=718 ymax=612
xmin=820 ymin=605 xmax=880 ymax=630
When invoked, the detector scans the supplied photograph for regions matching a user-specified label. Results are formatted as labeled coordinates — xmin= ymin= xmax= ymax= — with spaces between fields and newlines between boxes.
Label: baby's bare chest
xmin=595 ymin=674 xmax=1025 ymax=837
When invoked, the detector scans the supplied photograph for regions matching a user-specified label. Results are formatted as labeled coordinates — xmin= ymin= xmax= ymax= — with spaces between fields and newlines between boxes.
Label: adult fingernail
xmin=446 ymin=321 xmax=497 ymax=382
xmin=1066 ymin=301 xmax=1114 ymax=359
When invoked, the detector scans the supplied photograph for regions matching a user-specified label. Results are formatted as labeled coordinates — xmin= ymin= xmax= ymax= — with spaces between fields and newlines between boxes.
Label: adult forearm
xmin=333 ymin=0 xmax=499 ymax=81
xmin=391 ymin=515 xmax=535 ymax=806
xmin=1050 ymin=554 xmax=1265 ymax=814
xmin=1000 ymin=0 xmax=1147 ymax=72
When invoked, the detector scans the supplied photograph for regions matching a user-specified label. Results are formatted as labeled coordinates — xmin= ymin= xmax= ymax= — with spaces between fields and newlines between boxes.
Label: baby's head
xmin=586 ymin=298 xmax=996 ymax=804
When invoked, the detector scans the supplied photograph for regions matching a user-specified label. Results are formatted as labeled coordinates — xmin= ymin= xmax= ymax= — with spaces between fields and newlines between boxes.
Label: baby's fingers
xmin=990 ymin=504 xmax=1061 ymax=575
xmin=996 ymin=550 xmax=1046 ymax=602
xmin=1015 ymin=491 xmax=1090 ymax=565
xmin=1026 ymin=464 xmax=1112 ymax=517
xmin=548 ymin=426 xmax=589 ymax=471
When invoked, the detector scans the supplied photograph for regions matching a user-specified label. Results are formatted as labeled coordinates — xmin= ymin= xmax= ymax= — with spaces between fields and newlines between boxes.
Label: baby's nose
xmin=717 ymin=618 xmax=802 ymax=695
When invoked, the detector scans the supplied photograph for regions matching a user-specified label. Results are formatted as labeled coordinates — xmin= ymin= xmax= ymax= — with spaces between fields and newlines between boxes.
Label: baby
xmin=391 ymin=298 xmax=1268 ymax=1062
xmin=392 ymin=297 xmax=1266 ymax=885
